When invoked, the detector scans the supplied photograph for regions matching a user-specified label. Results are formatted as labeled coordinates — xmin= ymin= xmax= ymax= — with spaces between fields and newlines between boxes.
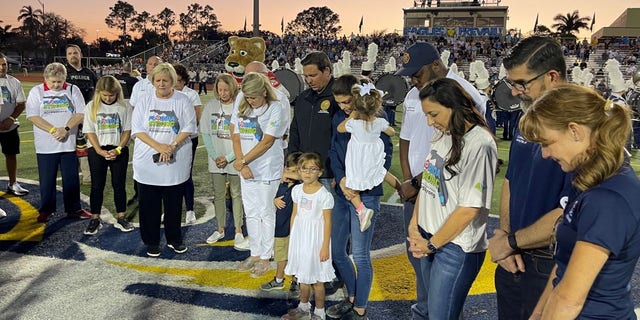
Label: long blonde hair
xmin=519 ymin=84 xmax=631 ymax=191
xmin=89 ymin=75 xmax=125 ymax=122
xmin=238 ymin=72 xmax=278 ymax=116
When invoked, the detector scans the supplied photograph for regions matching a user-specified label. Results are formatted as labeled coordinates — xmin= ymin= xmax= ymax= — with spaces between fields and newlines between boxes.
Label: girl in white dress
xmin=283 ymin=152 xmax=334 ymax=320
xmin=337 ymin=81 xmax=400 ymax=232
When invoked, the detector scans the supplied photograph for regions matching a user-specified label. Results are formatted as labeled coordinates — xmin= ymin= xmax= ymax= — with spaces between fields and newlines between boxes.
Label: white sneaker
xmin=7 ymin=182 xmax=28 ymax=196
xmin=0 ymin=208 xmax=6 ymax=219
xmin=185 ymin=210 xmax=196 ymax=224
xmin=206 ymin=230 xmax=225 ymax=244
xmin=234 ymin=233 xmax=250 ymax=251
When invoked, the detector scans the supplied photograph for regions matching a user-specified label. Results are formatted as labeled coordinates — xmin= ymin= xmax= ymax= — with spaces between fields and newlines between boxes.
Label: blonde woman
xmin=131 ymin=63 xmax=197 ymax=257
xmin=26 ymin=62 xmax=91 ymax=222
xmin=201 ymin=73 xmax=247 ymax=249
xmin=231 ymin=72 xmax=286 ymax=277
xmin=82 ymin=75 xmax=133 ymax=235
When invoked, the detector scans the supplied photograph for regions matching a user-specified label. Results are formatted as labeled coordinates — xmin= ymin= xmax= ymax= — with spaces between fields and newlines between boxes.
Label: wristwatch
xmin=410 ymin=177 xmax=421 ymax=189
xmin=64 ymin=126 xmax=70 ymax=132
xmin=427 ymin=240 xmax=438 ymax=254
xmin=508 ymin=233 xmax=521 ymax=251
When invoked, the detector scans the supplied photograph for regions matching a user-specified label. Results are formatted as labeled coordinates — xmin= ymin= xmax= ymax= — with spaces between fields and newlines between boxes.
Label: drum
xmin=625 ymin=89 xmax=640 ymax=120
xmin=274 ymin=69 xmax=304 ymax=104
xmin=491 ymin=79 xmax=521 ymax=112
xmin=375 ymin=74 xmax=410 ymax=108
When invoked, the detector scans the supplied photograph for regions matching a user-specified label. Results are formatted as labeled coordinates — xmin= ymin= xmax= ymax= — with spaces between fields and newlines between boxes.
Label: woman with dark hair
xmin=407 ymin=77 xmax=498 ymax=319
xmin=522 ymin=84 xmax=640 ymax=319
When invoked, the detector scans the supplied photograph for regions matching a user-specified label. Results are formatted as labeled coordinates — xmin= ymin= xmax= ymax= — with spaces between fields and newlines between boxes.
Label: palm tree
xmin=551 ymin=10 xmax=590 ymax=36
xmin=17 ymin=5 xmax=43 ymax=39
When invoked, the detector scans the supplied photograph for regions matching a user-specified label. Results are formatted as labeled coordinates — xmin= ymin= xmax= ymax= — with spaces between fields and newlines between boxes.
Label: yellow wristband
xmin=48 ymin=127 xmax=56 ymax=134
xmin=115 ymin=147 xmax=122 ymax=155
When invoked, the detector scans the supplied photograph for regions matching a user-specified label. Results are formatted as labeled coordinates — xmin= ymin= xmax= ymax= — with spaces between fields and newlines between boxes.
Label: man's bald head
xmin=146 ymin=56 xmax=162 ymax=74
xmin=245 ymin=61 xmax=269 ymax=74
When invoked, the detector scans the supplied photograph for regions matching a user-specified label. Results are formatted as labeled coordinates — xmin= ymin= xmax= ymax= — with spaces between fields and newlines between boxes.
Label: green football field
xmin=10 ymin=81 xmax=640 ymax=220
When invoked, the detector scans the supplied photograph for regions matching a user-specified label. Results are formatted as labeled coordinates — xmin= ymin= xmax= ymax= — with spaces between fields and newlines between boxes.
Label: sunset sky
xmin=1 ymin=0 xmax=639 ymax=42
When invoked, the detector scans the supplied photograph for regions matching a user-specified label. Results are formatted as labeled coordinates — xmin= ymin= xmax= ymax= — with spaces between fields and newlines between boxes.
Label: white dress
xmin=285 ymin=184 xmax=335 ymax=284
xmin=344 ymin=118 xmax=389 ymax=191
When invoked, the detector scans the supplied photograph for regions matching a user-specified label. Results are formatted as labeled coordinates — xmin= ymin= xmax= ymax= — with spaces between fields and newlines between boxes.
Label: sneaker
xmin=326 ymin=299 xmax=354 ymax=319
xmin=339 ymin=309 xmax=368 ymax=320
xmin=358 ymin=207 xmax=374 ymax=232
xmin=250 ymin=260 xmax=270 ymax=278
xmin=67 ymin=209 xmax=92 ymax=219
xmin=324 ymin=278 xmax=344 ymax=296
xmin=83 ymin=218 xmax=102 ymax=235
xmin=260 ymin=277 xmax=285 ymax=291
xmin=114 ymin=217 xmax=134 ymax=232
xmin=234 ymin=233 xmax=250 ymax=251
xmin=37 ymin=212 xmax=51 ymax=223
xmin=206 ymin=230 xmax=225 ymax=244
xmin=7 ymin=182 xmax=28 ymax=196
xmin=288 ymin=280 xmax=300 ymax=299
xmin=185 ymin=210 xmax=196 ymax=224
xmin=307 ymin=314 xmax=323 ymax=320
xmin=0 ymin=208 xmax=6 ymax=219
xmin=147 ymin=245 xmax=161 ymax=257
xmin=167 ymin=243 xmax=188 ymax=253
xmin=281 ymin=307 xmax=309 ymax=320
xmin=237 ymin=257 xmax=259 ymax=272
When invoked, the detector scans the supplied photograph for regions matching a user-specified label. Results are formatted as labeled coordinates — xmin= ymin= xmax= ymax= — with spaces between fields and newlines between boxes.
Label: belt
xmin=521 ymin=248 xmax=554 ymax=260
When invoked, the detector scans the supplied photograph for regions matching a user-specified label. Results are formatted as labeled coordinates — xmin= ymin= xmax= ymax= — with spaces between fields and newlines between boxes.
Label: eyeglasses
xmin=299 ymin=166 xmax=320 ymax=173
xmin=505 ymin=70 xmax=549 ymax=92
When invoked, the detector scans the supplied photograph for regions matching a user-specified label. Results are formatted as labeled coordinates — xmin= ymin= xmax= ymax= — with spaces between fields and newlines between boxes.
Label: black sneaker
xmin=114 ymin=217 xmax=134 ymax=232
xmin=147 ymin=245 xmax=161 ymax=257
xmin=167 ymin=243 xmax=187 ymax=253
xmin=325 ymin=278 xmax=344 ymax=295
xmin=84 ymin=218 xmax=102 ymax=235
xmin=327 ymin=299 xmax=353 ymax=319
xmin=126 ymin=195 xmax=138 ymax=207
xmin=288 ymin=280 xmax=300 ymax=299
xmin=339 ymin=309 xmax=368 ymax=320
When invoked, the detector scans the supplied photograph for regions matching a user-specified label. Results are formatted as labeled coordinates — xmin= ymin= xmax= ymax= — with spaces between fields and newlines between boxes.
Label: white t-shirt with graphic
xmin=82 ymin=100 xmax=132 ymax=148
xmin=201 ymin=98 xmax=237 ymax=174
xmin=417 ymin=126 xmax=497 ymax=253
xmin=235 ymin=89 xmax=290 ymax=149
xmin=231 ymin=101 xmax=285 ymax=181
xmin=26 ymin=83 xmax=86 ymax=154
xmin=131 ymin=90 xmax=197 ymax=186
xmin=0 ymin=74 xmax=26 ymax=132
xmin=399 ymin=87 xmax=435 ymax=177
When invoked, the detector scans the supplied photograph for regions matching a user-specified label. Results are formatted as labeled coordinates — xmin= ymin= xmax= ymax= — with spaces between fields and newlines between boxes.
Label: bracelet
xmin=115 ymin=147 xmax=122 ymax=155
xmin=426 ymin=240 xmax=438 ymax=254
xmin=9 ymin=116 xmax=16 ymax=122
xmin=508 ymin=233 xmax=521 ymax=251
xmin=48 ymin=126 xmax=56 ymax=134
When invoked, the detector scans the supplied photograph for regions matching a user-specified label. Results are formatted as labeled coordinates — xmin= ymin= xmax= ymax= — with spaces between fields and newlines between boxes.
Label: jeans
xmin=184 ymin=137 xmax=198 ymax=211
xmin=403 ymin=202 xmax=428 ymax=320
xmin=88 ymin=146 xmax=129 ymax=214
xmin=420 ymin=234 xmax=485 ymax=320
xmin=495 ymin=253 xmax=555 ymax=320
xmin=36 ymin=152 xmax=81 ymax=214
xmin=331 ymin=194 xmax=379 ymax=309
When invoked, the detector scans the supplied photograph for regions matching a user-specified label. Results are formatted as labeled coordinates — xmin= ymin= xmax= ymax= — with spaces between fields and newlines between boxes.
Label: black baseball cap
xmin=395 ymin=42 xmax=441 ymax=76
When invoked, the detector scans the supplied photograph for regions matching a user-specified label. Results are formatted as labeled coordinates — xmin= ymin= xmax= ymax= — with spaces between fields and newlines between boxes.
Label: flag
xmin=243 ymin=17 xmax=247 ymax=32
xmin=281 ymin=17 xmax=284 ymax=33
xmin=359 ymin=16 xmax=363 ymax=33
xmin=590 ymin=13 xmax=596 ymax=31
xmin=533 ymin=13 xmax=538 ymax=32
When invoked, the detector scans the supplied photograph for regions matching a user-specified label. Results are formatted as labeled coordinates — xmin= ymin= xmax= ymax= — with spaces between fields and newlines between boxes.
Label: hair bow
xmin=357 ymin=82 xmax=377 ymax=96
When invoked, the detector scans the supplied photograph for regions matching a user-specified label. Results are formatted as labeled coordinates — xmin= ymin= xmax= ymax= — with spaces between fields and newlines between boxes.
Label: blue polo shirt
xmin=506 ymin=130 xmax=571 ymax=232
xmin=554 ymin=165 xmax=640 ymax=319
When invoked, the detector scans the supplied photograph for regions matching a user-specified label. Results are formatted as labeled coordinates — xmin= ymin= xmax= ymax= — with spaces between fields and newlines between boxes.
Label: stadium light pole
xmin=253 ymin=0 xmax=260 ymax=37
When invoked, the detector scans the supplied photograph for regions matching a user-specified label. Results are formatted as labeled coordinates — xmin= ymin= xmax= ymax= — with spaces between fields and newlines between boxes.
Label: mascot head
xmin=225 ymin=36 xmax=266 ymax=81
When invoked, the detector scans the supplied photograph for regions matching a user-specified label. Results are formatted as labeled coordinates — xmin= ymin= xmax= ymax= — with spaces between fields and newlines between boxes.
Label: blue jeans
xmin=331 ymin=194 xmax=378 ymax=309
xmin=495 ymin=253 xmax=554 ymax=320
xmin=404 ymin=202 xmax=428 ymax=320
xmin=36 ymin=152 xmax=81 ymax=214
xmin=420 ymin=234 xmax=485 ymax=320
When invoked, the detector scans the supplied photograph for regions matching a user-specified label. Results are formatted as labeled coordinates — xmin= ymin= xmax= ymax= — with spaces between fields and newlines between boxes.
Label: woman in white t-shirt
xmin=26 ymin=62 xmax=91 ymax=223
xmin=407 ymin=78 xmax=498 ymax=319
xmin=82 ymin=75 xmax=133 ymax=236
xmin=173 ymin=64 xmax=203 ymax=225
xmin=201 ymin=73 xmax=246 ymax=249
xmin=131 ymin=63 xmax=197 ymax=257
xmin=231 ymin=72 xmax=285 ymax=278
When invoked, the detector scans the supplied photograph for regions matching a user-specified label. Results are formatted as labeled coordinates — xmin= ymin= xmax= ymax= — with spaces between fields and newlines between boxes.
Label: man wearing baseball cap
xmin=395 ymin=41 xmax=486 ymax=320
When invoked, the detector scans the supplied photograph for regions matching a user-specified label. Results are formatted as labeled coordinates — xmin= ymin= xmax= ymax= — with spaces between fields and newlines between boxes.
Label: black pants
xmin=88 ymin=146 xmax=129 ymax=214
xmin=198 ymin=81 xmax=207 ymax=94
xmin=184 ymin=137 xmax=198 ymax=211
xmin=138 ymin=181 xmax=185 ymax=247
